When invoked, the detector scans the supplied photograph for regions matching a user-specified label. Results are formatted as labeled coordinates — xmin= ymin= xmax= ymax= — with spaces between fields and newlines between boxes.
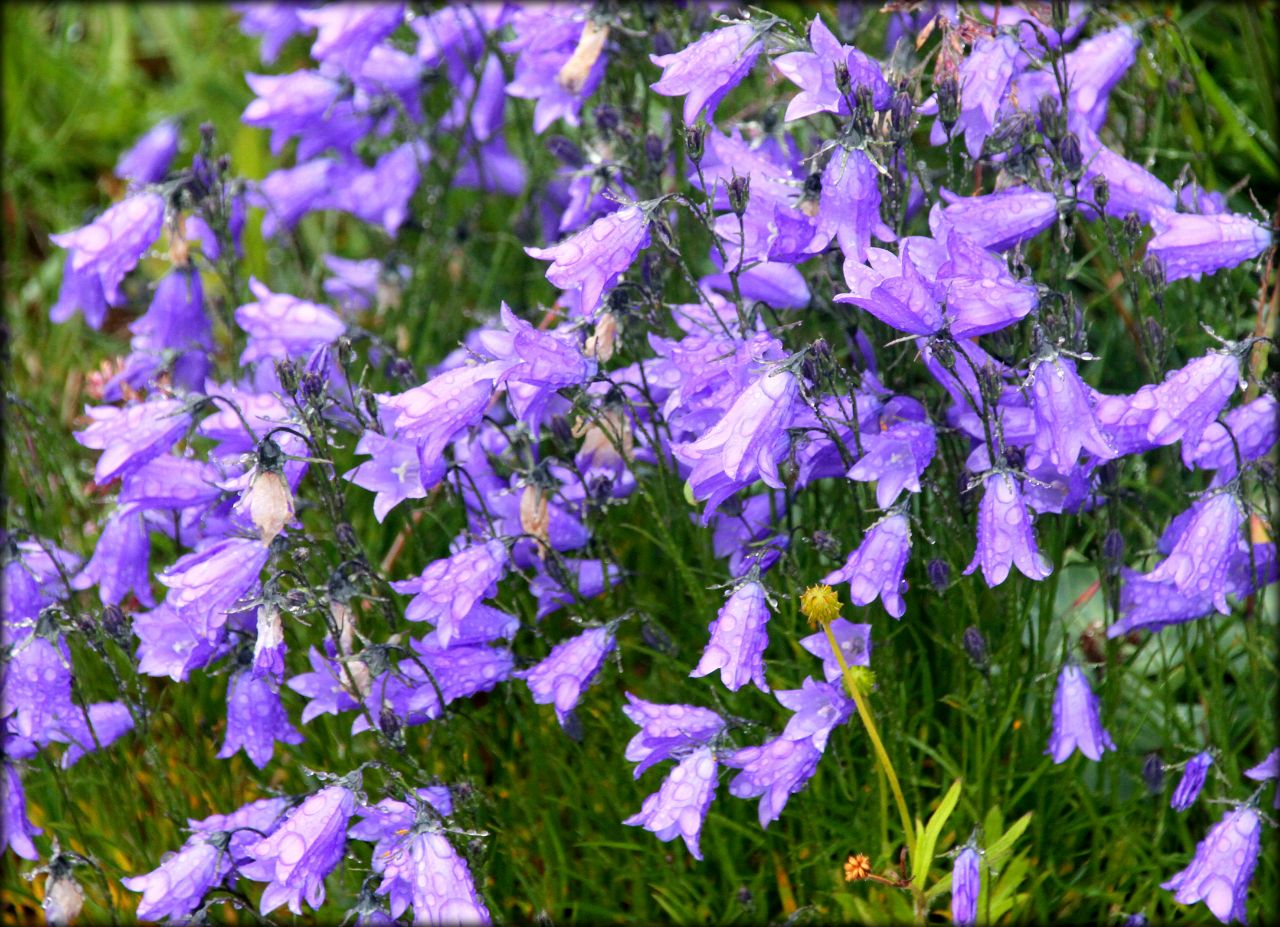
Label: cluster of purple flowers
xmin=5 ymin=1 xmax=1276 ymax=922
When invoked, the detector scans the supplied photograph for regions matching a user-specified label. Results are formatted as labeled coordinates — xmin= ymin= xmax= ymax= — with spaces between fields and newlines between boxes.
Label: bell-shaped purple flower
xmin=2 ymin=635 xmax=74 ymax=742
xmin=724 ymin=734 xmax=822 ymax=828
xmin=297 ymin=4 xmax=404 ymax=77
xmin=774 ymin=16 xmax=890 ymax=122
xmin=1075 ymin=123 xmax=1175 ymax=222
xmin=133 ymin=602 xmax=225 ymax=682
xmin=1171 ymin=752 xmax=1214 ymax=812
xmin=1162 ymin=805 xmax=1260 ymax=923
xmin=254 ymin=159 xmax=337 ymax=238
xmin=690 ymin=581 xmax=772 ymax=692
xmin=379 ymin=829 xmax=490 ymax=924
xmin=965 ymin=472 xmax=1053 ymax=587
xmin=236 ymin=278 xmax=346 ymax=366
xmin=122 ymin=839 xmax=226 ymax=921
xmin=158 ymin=537 xmax=269 ymax=639
xmin=1027 ymin=355 xmax=1117 ymax=471
xmin=50 ymin=701 xmax=134 ymax=767
xmin=650 ymin=24 xmax=763 ymax=125
xmin=624 ymin=746 xmax=719 ymax=860
xmin=49 ymin=254 xmax=108 ymax=328
xmin=799 ymin=618 xmax=872 ymax=684
xmin=120 ymin=268 xmax=212 ymax=395
xmin=824 ymin=513 xmax=912 ymax=619
xmin=519 ymin=625 xmax=616 ymax=727
xmin=1244 ymin=749 xmax=1279 ymax=782
xmin=2 ymin=762 xmax=42 ymax=859
xmin=813 ymin=147 xmax=892 ymax=264
xmin=503 ymin=7 xmax=608 ymax=133
xmin=848 ymin=411 xmax=936 ymax=509
xmin=622 ymin=694 xmax=726 ymax=779
xmin=935 ymin=187 xmax=1058 ymax=252
xmin=243 ymin=69 xmax=344 ymax=156
xmin=75 ymin=397 xmax=191 ymax=486
xmin=1046 ymin=664 xmax=1115 ymax=763
xmin=240 ymin=785 xmax=356 ymax=916
xmin=327 ymin=143 xmax=425 ymax=236
xmin=116 ymin=119 xmax=180 ymax=184
xmin=776 ymin=677 xmax=854 ymax=752
xmin=69 ymin=506 xmax=153 ymax=607
xmin=217 ymin=670 xmax=303 ymax=769
xmin=954 ymin=35 xmax=1021 ymax=157
xmin=937 ymin=230 xmax=1039 ymax=337
xmin=1187 ymin=394 xmax=1277 ymax=482
xmin=390 ymin=539 xmax=508 ymax=647
xmin=50 ymin=193 xmax=165 ymax=305
xmin=1145 ymin=493 xmax=1244 ymax=615
xmin=1147 ymin=207 xmax=1272 ymax=282
xmin=952 ymin=845 xmax=981 ymax=927
xmin=344 ymin=431 xmax=428 ymax=522
xmin=525 ymin=205 xmax=651 ymax=318
xmin=235 ymin=3 xmax=308 ymax=63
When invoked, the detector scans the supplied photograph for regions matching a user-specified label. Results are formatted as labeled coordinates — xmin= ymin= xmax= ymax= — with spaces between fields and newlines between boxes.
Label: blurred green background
xmin=3 ymin=3 xmax=1277 ymax=925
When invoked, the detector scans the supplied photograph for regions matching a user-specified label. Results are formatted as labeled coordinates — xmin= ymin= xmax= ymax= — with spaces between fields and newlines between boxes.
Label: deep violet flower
xmin=1026 ymin=355 xmax=1117 ymax=471
xmin=1046 ymin=664 xmax=1115 ymax=763
xmin=822 ymin=513 xmax=912 ymax=619
xmin=2 ymin=762 xmax=42 ymax=860
xmin=1144 ymin=493 xmax=1244 ymax=615
xmin=1162 ymin=805 xmax=1260 ymax=923
xmin=519 ymin=625 xmax=616 ymax=727
xmin=50 ymin=193 xmax=165 ymax=306
xmin=650 ymin=24 xmax=763 ymax=125
xmin=624 ymin=746 xmax=719 ymax=860
xmin=525 ymin=206 xmax=651 ymax=318
xmin=1171 ymin=752 xmax=1214 ymax=812
xmin=690 ymin=580 xmax=772 ymax=692
xmin=965 ymin=472 xmax=1053 ymax=587
xmin=952 ymin=845 xmax=981 ymax=927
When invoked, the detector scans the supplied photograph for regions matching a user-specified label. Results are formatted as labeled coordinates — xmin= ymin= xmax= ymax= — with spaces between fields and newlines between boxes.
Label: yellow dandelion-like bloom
xmin=800 ymin=583 xmax=841 ymax=627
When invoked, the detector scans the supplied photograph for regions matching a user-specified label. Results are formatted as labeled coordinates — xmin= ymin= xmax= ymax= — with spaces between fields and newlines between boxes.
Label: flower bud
xmin=936 ymin=73 xmax=960 ymax=128
xmin=891 ymin=89 xmax=914 ymax=140
xmin=1038 ymin=96 xmax=1065 ymax=144
xmin=595 ymin=104 xmax=620 ymax=135
xmin=834 ymin=61 xmax=852 ymax=97
xmin=929 ymin=558 xmax=951 ymax=593
xmin=1142 ymin=252 xmax=1166 ymax=295
xmin=962 ymin=625 xmax=988 ymax=670
xmin=275 ymin=359 xmax=300 ymax=395
xmin=101 ymin=603 xmax=128 ymax=641
xmin=684 ymin=123 xmax=705 ymax=163
xmin=640 ymin=618 xmax=676 ymax=655
xmin=379 ymin=704 xmax=403 ymax=740
xmin=557 ymin=21 xmax=609 ymax=94
xmin=728 ymin=173 xmax=751 ymax=218
xmin=1058 ymin=132 xmax=1083 ymax=176
xmin=644 ymin=133 xmax=664 ymax=168
xmin=1092 ymin=174 xmax=1110 ymax=211
xmin=1123 ymin=212 xmax=1144 ymax=247
xmin=1142 ymin=752 xmax=1165 ymax=794
xmin=1102 ymin=529 xmax=1125 ymax=574
xmin=520 ymin=483 xmax=551 ymax=554
xmin=546 ymin=134 xmax=584 ymax=167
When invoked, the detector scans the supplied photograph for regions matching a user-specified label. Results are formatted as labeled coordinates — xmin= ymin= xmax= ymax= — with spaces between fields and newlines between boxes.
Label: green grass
xmin=3 ymin=3 xmax=1277 ymax=924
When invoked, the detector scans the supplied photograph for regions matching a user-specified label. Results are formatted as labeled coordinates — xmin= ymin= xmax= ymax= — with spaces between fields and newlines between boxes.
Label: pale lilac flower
xmin=1147 ymin=208 xmax=1272 ymax=282
xmin=1162 ymin=805 xmax=1260 ymax=923
xmin=51 ymin=193 xmax=165 ymax=305
xmin=133 ymin=602 xmax=226 ymax=682
xmin=2 ymin=762 xmax=42 ymax=859
xmin=1075 ymin=123 xmax=1175 ymax=222
xmin=327 ymin=143 xmax=425 ymax=235
xmin=773 ymin=16 xmax=890 ymax=122
xmin=407 ymin=637 xmax=514 ymax=706
xmin=724 ymin=734 xmax=822 ymax=828
xmin=690 ymin=580 xmax=772 ymax=692
xmin=240 ymin=785 xmax=356 ymax=916
xmin=937 ymin=229 xmax=1039 ymax=336
xmin=234 ymin=3 xmax=309 ymax=63
xmin=69 ymin=506 xmax=153 ymax=607
xmin=158 ymin=537 xmax=270 ymax=640
xmin=952 ymin=845 xmax=981 ymax=927
xmin=622 ymin=694 xmax=726 ymax=778
xmin=812 ymin=147 xmax=893 ymax=264
xmin=2 ymin=635 xmax=74 ymax=741
xmin=344 ymin=431 xmax=427 ymax=522
xmin=503 ymin=6 xmax=607 ymax=133
xmin=847 ymin=406 xmax=936 ymax=508
xmin=965 ymin=472 xmax=1053 ymax=587
xmin=236 ymin=277 xmax=346 ymax=365
xmin=49 ymin=254 xmax=108 ymax=328
xmin=1144 ymin=494 xmax=1244 ymax=615
xmin=75 ymin=397 xmax=191 ymax=486
xmin=519 ymin=625 xmax=616 ymax=727
xmin=297 ymin=4 xmax=404 ymax=76
xmin=49 ymin=701 xmax=134 ymax=767
xmin=217 ymin=670 xmax=303 ymax=769
xmin=254 ymin=159 xmax=338 ymax=238
xmin=1046 ymin=664 xmax=1115 ymax=763
xmin=799 ymin=618 xmax=872 ymax=684
xmin=1027 ymin=355 xmax=1117 ymax=470
xmin=123 ymin=840 xmax=226 ymax=921
xmin=117 ymin=267 xmax=212 ymax=395
xmin=242 ymin=70 xmax=343 ymax=155
xmin=776 ymin=677 xmax=854 ymax=752
xmin=935 ymin=188 xmax=1058 ymax=252
xmin=650 ymin=24 xmax=763 ymax=125
xmin=390 ymin=540 xmax=508 ymax=647
xmin=954 ymin=35 xmax=1021 ymax=157
xmin=1187 ymin=394 xmax=1277 ymax=482
xmin=287 ymin=646 xmax=359 ymax=723
xmin=116 ymin=119 xmax=180 ymax=183
xmin=378 ymin=828 xmax=490 ymax=924
xmin=1171 ymin=752 xmax=1214 ymax=812
xmin=624 ymin=747 xmax=719 ymax=860
xmin=525 ymin=206 xmax=651 ymax=318
xmin=824 ymin=514 xmax=912 ymax=618
xmin=1244 ymin=750 xmax=1279 ymax=782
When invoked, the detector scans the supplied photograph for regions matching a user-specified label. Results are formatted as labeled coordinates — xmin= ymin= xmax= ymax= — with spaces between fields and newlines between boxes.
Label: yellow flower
xmin=843 ymin=853 xmax=872 ymax=882
xmin=800 ymin=583 xmax=841 ymax=627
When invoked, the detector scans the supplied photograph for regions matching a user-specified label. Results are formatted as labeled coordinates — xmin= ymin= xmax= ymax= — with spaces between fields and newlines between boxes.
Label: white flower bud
xmin=557 ymin=21 xmax=609 ymax=93
xmin=43 ymin=874 xmax=84 ymax=927
xmin=248 ymin=470 xmax=294 ymax=544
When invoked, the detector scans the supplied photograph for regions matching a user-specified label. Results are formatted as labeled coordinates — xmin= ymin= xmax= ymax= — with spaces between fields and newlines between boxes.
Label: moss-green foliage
xmin=3 ymin=3 xmax=1276 ymax=924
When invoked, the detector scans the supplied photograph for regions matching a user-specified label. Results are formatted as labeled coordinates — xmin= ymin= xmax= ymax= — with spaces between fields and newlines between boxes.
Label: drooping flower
xmin=116 ymin=267 xmax=212 ymax=395
xmin=503 ymin=5 xmax=608 ymax=133
xmin=650 ymin=24 xmax=763 ymax=125
xmin=1170 ymin=752 xmax=1214 ymax=812
xmin=240 ymin=785 xmax=356 ymax=916
xmin=75 ymin=397 xmax=192 ymax=486
xmin=1 ymin=761 xmax=42 ymax=860
xmin=1146 ymin=207 xmax=1272 ymax=282
xmin=773 ymin=15 xmax=890 ymax=122
xmin=344 ymin=431 xmax=428 ymax=522
xmin=296 ymin=4 xmax=404 ymax=77
xmin=935 ymin=187 xmax=1058 ymax=252
xmin=1144 ymin=493 xmax=1244 ymax=615
xmin=798 ymin=618 xmax=872 ymax=684
xmin=952 ymin=34 xmax=1021 ymax=157
xmin=965 ymin=472 xmax=1053 ymax=587
xmin=1162 ymin=805 xmax=1260 ymax=923
xmin=525 ymin=206 xmax=651 ymax=319
xmin=1243 ymin=750 xmax=1279 ymax=782
xmin=847 ymin=403 xmax=936 ymax=508
xmin=1 ymin=635 xmax=74 ymax=742
xmin=823 ymin=513 xmax=912 ymax=619
xmin=390 ymin=539 xmax=508 ymax=647
xmin=217 ymin=670 xmax=303 ymax=769
xmin=690 ymin=581 xmax=772 ymax=692
xmin=624 ymin=747 xmax=719 ymax=860
xmin=69 ymin=506 xmax=154 ymax=607
xmin=326 ymin=143 xmax=426 ymax=235
xmin=122 ymin=840 xmax=225 ymax=921
xmin=621 ymin=694 xmax=726 ymax=778
xmin=952 ymin=845 xmax=981 ymax=927
xmin=158 ymin=537 xmax=270 ymax=640
xmin=236 ymin=278 xmax=346 ymax=366
xmin=724 ymin=734 xmax=823 ymax=828
xmin=1026 ymin=355 xmax=1117 ymax=471
xmin=775 ymin=677 xmax=854 ymax=751
xmin=1046 ymin=664 xmax=1115 ymax=763
xmin=519 ymin=625 xmax=616 ymax=727
xmin=115 ymin=119 xmax=180 ymax=184
xmin=50 ymin=193 xmax=165 ymax=305
xmin=48 ymin=700 xmax=135 ymax=767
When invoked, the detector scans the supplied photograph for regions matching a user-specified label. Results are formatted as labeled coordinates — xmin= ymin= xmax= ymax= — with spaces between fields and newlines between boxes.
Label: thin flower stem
xmin=822 ymin=621 xmax=917 ymax=860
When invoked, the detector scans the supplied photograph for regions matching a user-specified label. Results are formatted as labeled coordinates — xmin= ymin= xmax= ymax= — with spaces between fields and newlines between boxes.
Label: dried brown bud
xmin=557 ymin=21 xmax=609 ymax=93
xmin=248 ymin=470 xmax=295 ymax=544
xmin=520 ymin=483 xmax=551 ymax=555
xmin=586 ymin=311 xmax=619 ymax=362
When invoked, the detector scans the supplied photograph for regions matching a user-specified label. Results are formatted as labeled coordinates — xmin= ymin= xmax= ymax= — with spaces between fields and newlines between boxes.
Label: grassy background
xmin=3 ymin=3 xmax=1277 ymax=924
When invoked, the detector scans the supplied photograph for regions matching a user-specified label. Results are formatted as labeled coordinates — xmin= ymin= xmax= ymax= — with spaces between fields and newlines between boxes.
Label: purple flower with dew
xmin=937 ymin=229 xmax=1039 ymax=337
xmin=724 ymin=734 xmax=823 ymax=828
xmin=411 ymin=4 xmax=502 ymax=81
xmin=650 ymin=23 xmax=763 ymax=125
xmin=525 ymin=206 xmax=651 ymax=319
xmin=1187 ymin=394 xmax=1277 ymax=482
xmin=390 ymin=539 xmax=508 ymax=647
xmin=242 ymin=69 xmax=359 ymax=158
xmin=1074 ymin=122 xmax=1175 ymax=223
xmin=344 ymin=431 xmax=427 ymax=522
xmin=965 ymin=472 xmax=1053 ymax=587
xmin=952 ymin=845 xmax=981 ymax=927
xmin=408 ymin=637 xmax=515 ymax=705
xmin=1026 ymin=355 xmax=1117 ymax=471
xmin=953 ymin=34 xmax=1021 ymax=158
xmin=116 ymin=119 xmax=179 ymax=184
xmin=776 ymin=677 xmax=854 ymax=752
xmin=503 ymin=5 xmax=607 ymax=133
xmin=519 ymin=625 xmax=616 ymax=727
xmin=68 ymin=506 xmax=153 ymax=607
xmin=158 ymin=537 xmax=270 ymax=640
xmin=934 ymin=187 xmax=1058 ymax=252
xmin=690 ymin=580 xmax=772 ymax=692
xmin=1147 ymin=208 xmax=1272 ymax=283
xmin=50 ymin=193 xmax=165 ymax=305
xmin=190 ymin=794 xmax=292 ymax=864
xmin=50 ymin=253 xmax=109 ymax=328
xmin=296 ymin=3 xmax=404 ymax=76
xmin=3 ymin=540 xmax=78 ymax=632
xmin=217 ymin=670 xmax=302 ymax=769
xmin=799 ymin=618 xmax=872 ymax=685
xmin=327 ymin=143 xmax=426 ymax=236
xmin=847 ymin=404 xmax=936 ymax=509
xmin=1179 ymin=182 xmax=1229 ymax=215
xmin=624 ymin=746 xmax=719 ymax=860
xmin=49 ymin=701 xmax=134 ymax=767
xmin=2 ymin=762 xmax=43 ymax=859
xmin=1144 ymin=493 xmax=1244 ymax=615
xmin=1171 ymin=752 xmax=1214 ymax=812
xmin=377 ymin=828 xmax=491 ymax=924
xmin=116 ymin=268 xmax=212 ymax=396
xmin=240 ymin=785 xmax=356 ymax=916
xmin=2 ymin=634 xmax=74 ymax=742
xmin=233 ymin=2 xmax=309 ymax=63
xmin=622 ymin=694 xmax=726 ymax=779
xmin=773 ymin=15 xmax=891 ymax=122
xmin=254 ymin=158 xmax=338 ymax=238
xmin=836 ymin=239 xmax=947 ymax=335
xmin=122 ymin=840 xmax=227 ymax=922
xmin=529 ymin=557 xmax=619 ymax=620
xmin=823 ymin=513 xmax=912 ymax=619
xmin=1050 ymin=26 xmax=1139 ymax=132
xmin=133 ymin=602 xmax=227 ymax=682
xmin=1244 ymin=750 xmax=1279 ymax=782
xmin=1162 ymin=805 xmax=1260 ymax=923
xmin=322 ymin=255 xmax=402 ymax=312
xmin=75 ymin=397 xmax=191 ymax=486
xmin=1046 ymin=664 xmax=1115 ymax=763
xmin=813 ymin=147 xmax=894 ymax=264
xmin=379 ymin=360 xmax=512 ymax=489
xmin=236 ymin=277 xmax=346 ymax=365
xmin=675 ymin=369 xmax=799 ymax=521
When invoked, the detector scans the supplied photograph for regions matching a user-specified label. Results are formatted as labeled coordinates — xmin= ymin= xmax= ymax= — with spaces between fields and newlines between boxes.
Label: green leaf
xmin=912 ymin=778 xmax=963 ymax=888
xmin=984 ymin=811 xmax=1033 ymax=871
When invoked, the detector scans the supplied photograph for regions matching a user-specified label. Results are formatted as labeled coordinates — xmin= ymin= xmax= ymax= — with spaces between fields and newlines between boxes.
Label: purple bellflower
xmin=650 ymin=24 xmax=763 ymax=125
xmin=965 ymin=471 xmax=1053 ymax=587
xmin=773 ymin=16 xmax=890 ymax=122
xmin=622 ymin=695 xmax=726 ymax=778
xmin=952 ymin=34 xmax=1021 ymax=157
xmin=116 ymin=119 xmax=180 ymax=184
xmin=240 ymin=785 xmax=356 ymax=916
xmin=390 ymin=539 xmax=508 ymax=647
xmin=519 ymin=624 xmax=616 ymax=727
xmin=935 ymin=187 xmax=1058 ymax=252
xmin=724 ymin=734 xmax=822 ymax=829
xmin=70 ymin=506 xmax=154 ymax=607
xmin=1046 ymin=664 xmax=1115 ymax=763
xmin=1026 ymin=355 xmax=1117 ymax=471
xmin=952 ymin=845 xmax=981 ymax=927
xmin=690 ymin=580 xmax=772 ymax=692
xmin=75 ymin=397 xmax=192 ymax=486
xmin=296 ymin=4 xmax=404 ymax=77
xmin=2 ymin=761 xmax=42 ymax=860
xmin=799 ymin=618 xmax=872 ymax=684
xmin=118 ymin=267 xmax=213 ymax=396
xmin=823 ymin=513 xmax=912 ymax=619
xmin=1171 ymin=752 xmax=1214 ymax=812
xmin=525 ymin=205 xmax=651 ymax=319
xmin=1147 ymin=208 xmax=1272 ymax=283
xmin=1144 ymin=493 xmax=1244 ymax=615
xmin=1162 ymin=805 xmax=1260 ymax=923
xmin=847 ymin=405 xmax=936 ymax=509
xmin=49 ymin=253 xmax=108 ymax=328
xmin=50 ymin=193 xmax=165 ymax=306
xmin=624 ymin=746 xmax=719 ymax=860
xmin=158 ymin=537 xmax=270 ymax=640
xmin=1244 ymin=750 xmax=1279 ymax=782
xmin=776 ymin=678 xmax=854 ymax=752
xmin=344 ymin=431 xmax=428 ymax=522
xmin=236 ymin=277 xmax=346 ymax=365
xmin=217 ymin=670 xmax=303 ymax=769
